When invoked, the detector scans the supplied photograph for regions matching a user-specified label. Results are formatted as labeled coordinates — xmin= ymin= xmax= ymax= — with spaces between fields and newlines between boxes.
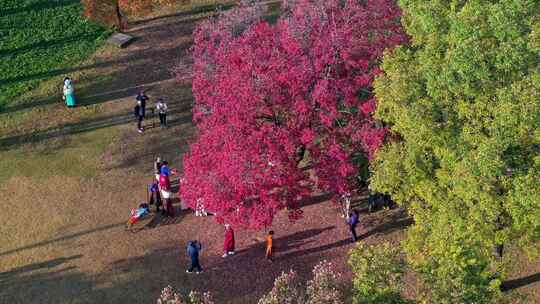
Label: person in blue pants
xmin=347 ymin=209 xmax=360 ymax=242
xmin=186 ymin=240 xmax=203 ymax=274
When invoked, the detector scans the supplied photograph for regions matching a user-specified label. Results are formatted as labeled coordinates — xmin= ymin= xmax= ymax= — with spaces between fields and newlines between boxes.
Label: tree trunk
xmin=296 ymin=145 xmax=307 ymax=167
xmin=115 ymin=3 xmax=124 ymax=30
xmin=495 ymin=243 xmax=504 ymax=259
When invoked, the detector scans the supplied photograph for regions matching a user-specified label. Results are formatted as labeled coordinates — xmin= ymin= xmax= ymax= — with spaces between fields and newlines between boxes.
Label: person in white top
xmin=156 ymin=98 xmax=168 ymax=128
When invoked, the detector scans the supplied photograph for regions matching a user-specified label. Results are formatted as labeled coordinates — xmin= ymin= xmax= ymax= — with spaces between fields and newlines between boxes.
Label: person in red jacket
xmin=159 ymin=172 xmax=173 ymax=216
xmin=222 ymin=224 xmax=235 ymax=257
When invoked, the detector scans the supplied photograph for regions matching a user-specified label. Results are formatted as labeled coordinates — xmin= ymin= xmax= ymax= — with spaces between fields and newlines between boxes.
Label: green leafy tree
xmin=372 ymin=0 xmax=540 ymax=302
xmin=349 ymin=242 xmax=410 ymax=304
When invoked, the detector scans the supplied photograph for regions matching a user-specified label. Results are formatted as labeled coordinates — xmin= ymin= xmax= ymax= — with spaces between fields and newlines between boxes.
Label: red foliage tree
xmin=178 ymin=0 xmax=407 ymax=229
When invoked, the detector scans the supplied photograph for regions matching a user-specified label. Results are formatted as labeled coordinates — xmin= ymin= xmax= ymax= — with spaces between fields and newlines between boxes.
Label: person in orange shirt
xmin=265 ymin=230 xmax=274 ymax=262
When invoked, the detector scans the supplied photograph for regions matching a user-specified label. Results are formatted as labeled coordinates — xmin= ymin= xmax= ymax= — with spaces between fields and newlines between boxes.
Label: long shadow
xmin=0 ymin=254 xmax=82 ymax=279
xmin=0 ymin=43 xmax=188 ymax=87
xmin=300 ymin=192 xmax=334 ymax=207
xmin=0 ymin=222 xmax=124 ymax=257
xmin=0 ymin=0 xmax=79 ymax=17
xmin=358 ymin=209 xmax=413 ymax=240
xmin=0 ymin=111 xmax=134 ymax=150
xmin=0 ymin=22 xmax=195 ymax=115
xmin=234 ymin=226 xmax=336 ymax=257
xmin=279 ymin=238 xmax=351 ymax=260
xmin=146 ymin=207 xmax=191 ymax=229
xmin=131 ymin=2 xmax=236 ymax=26
xmin=0 ymin=32 xmax=105 ymax=59
xmin=501 ymin=272 xmax=540 ymax=292
xmin=1 ymin=89 xmax=191 ymax=149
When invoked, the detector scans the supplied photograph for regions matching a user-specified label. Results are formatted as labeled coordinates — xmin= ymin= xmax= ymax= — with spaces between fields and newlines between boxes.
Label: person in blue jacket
xmin=186 ymin=240 xmax=203 ymax=274
xmin=347 ymin=209 xmax=360 ymax=242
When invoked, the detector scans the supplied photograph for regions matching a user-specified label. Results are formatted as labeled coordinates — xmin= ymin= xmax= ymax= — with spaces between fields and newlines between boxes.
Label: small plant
xmin=258 ymin=270 xmax=304 ymax=304
xmin=157 ymin=286 xmax=214 ymax=304
xmin=258 ymin=261 xmax=343 ymax=304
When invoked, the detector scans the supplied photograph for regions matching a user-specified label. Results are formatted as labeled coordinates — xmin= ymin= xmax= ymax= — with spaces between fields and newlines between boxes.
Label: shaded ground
xmin=0 ymin=2 xmax=539 ymax=304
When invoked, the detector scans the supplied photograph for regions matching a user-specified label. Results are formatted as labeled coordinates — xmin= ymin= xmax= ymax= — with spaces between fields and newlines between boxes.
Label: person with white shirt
xmin=156 ymin=98 xmax=168 ymax=128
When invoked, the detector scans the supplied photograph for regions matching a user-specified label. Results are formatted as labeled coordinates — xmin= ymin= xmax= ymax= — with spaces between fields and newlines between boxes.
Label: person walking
xmin=265 ymin=230 xmax=274 ymax=262
xmin=156 ymin=98 xmax=168 ymax=128
xmin=186 ymin=240 xmax=203 ymax=274
xmin=347 ymin=209 xmax=360 ymax=242
xmin=134 ymin=100 xmax=144 ymax=133
xmin=222 ymin=224 xmax=235 ymax=257
xmin=63 ymin=77 xmax=76 ymax=107
xmin=136 ymin=91 xmax=148 ymax=114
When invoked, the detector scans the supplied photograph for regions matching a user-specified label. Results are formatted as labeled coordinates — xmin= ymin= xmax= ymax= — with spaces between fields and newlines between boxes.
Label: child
xmin=265 ymin=230 xmax=274 ymax=262
xmin=222 ymin=224 xmax=235 ymax=257
xmin=128 ymin=202 xmax=150 ymax=227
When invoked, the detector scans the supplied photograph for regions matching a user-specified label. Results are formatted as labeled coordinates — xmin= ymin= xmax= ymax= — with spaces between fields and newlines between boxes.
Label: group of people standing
xmin=185 ymin=226 xmax=276 ymax=274
xmin=133 ymin=91 xmax=168 ymax=133
xmin=148 ymin=157 xmax=176 ymax=216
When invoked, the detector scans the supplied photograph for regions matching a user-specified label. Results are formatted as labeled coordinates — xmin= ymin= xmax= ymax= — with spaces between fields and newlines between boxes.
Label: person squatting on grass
xmin=347 ymin=209 xmax=360 ymax=242
xmin=222 ymin=224 xmax=235 ymax=258
xmin=186 ymin=240 xmax=203 ymax=274
xmin=156 ymin=98 xmax=168 ymax=128
xmin=266 ymin=230 xmax=274 ymax=262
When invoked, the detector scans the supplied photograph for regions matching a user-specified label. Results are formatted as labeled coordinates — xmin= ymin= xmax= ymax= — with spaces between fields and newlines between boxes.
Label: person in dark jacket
xmin=148 ymin=179 xmax=162 ymax=212
xmin=134 ymin=100 xmax=145 ymax=133
xmin=186 ymin=240 xmax=203 ymax=274
xmin=347 ymin=209 xmax=360 ymax=242
xmin=136 ymin=91 xmax=148 ymax=115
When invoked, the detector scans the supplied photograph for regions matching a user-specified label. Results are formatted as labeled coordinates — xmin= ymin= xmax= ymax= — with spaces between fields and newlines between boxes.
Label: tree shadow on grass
xmin=358 ymin=209 xmax=413 ymax=240
xmin=130 ymin=2 xmax=236 ymax=27
xmin=502 ymin=272 xmax=540 ymax=292
xmin=0 ymin=222 xmax=124 ymax=257
xmin=0 ymin=111 xmax=133 ymax=151
xmin=0 ymin=0 xmax=79 ymax=17
xmin=0 ymin=253 xmax=165 ymax=303
xmin=1 ymin=12 xmax=198 ymax=115
xmin=146 ymin=207 xmax=191 ymax=229
xmin=0 ymin=32 xmax=106 ymax=59
xmin=0 ymin=254 xmax=82 ymax=279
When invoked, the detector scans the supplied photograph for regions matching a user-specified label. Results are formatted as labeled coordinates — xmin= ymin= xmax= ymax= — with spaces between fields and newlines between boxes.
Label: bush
xmin=157 ymin=286 xmax=214 ymax=304
xmin=258 ymin=261 xmax=343 ymax=304
xmin=349 ymin=242 xmax=409 ymax=304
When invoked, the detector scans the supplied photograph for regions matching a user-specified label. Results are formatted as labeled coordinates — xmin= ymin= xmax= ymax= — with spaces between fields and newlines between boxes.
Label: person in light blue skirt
xmin=63 ymin=77 xmax=76 ymax=107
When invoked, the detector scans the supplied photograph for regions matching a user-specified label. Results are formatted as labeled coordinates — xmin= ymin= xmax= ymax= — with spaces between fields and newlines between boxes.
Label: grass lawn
xmin=0 ymin=0 xmax=109 ymax=110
